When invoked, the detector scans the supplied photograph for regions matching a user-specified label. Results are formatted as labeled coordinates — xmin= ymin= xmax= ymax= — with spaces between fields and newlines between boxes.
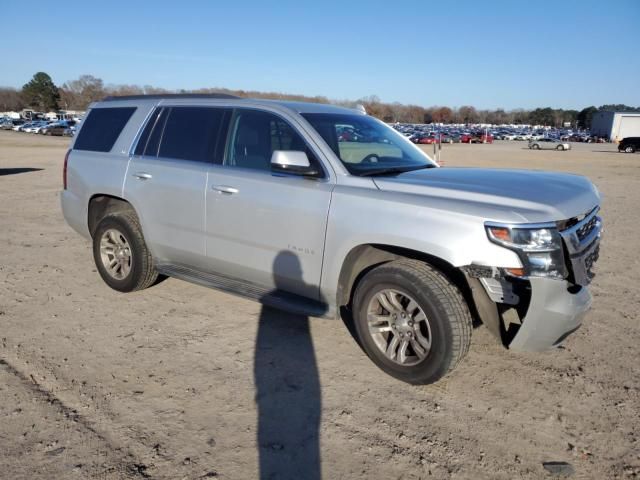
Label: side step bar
xmin=156 ymin=263 xmax=331 ymax=318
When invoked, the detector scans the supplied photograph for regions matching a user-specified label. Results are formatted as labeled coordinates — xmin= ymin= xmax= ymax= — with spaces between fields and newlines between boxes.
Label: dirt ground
xmin=0 ymin=131 xmax=638 ymax=480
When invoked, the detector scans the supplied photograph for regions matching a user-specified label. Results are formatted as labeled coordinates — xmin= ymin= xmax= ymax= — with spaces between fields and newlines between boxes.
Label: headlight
xmin=486 ymin=224 xmax=567 ymax=279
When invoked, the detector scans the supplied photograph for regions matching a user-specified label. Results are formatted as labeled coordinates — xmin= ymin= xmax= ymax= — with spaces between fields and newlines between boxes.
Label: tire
xmin=92 ymin=213 xmax=158 ymax=292
xmin=532 ymin=144 xmax=540 ymax=150
xmin=352 ymin=259 xmax=472 ymax=384
xmin=624 ymin=146 xmax=635 ymax=153
xmin=556 ymin=145 xmax=564 ymax=151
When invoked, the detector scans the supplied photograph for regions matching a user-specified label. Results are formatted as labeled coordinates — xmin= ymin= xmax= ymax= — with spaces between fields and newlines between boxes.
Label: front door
xmin=205 ymin=108 xmax=333 ymax=300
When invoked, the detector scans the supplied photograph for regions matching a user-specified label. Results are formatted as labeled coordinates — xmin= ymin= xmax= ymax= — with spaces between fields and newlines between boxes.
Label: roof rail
xmin=101 ymin=93 xmax=240 ymax=101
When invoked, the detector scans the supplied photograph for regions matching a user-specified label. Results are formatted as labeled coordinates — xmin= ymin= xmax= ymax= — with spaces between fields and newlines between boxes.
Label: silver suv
xmin=61 ymin=94 xmax=602 ymax=384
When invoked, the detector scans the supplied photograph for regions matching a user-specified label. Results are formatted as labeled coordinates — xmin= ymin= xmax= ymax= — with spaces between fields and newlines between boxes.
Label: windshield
xmin=302 ymin=113 xmax=436 ymax=175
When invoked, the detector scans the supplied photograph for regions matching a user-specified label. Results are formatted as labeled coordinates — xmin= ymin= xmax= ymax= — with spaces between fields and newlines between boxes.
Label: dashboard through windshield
xmin=301 ymin=113 xmax=436 ymax=176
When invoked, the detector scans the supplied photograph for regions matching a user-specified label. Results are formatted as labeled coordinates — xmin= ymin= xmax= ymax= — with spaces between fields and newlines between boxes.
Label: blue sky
xmin=2 ymin=0 xmax=639 ymax=109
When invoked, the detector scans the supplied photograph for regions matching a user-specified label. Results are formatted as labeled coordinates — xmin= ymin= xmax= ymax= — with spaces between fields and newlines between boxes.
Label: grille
xmin=558 ymin=206 xmax=602 ymax=286
xmin=576 ymin=214 xmax=599 ymax=241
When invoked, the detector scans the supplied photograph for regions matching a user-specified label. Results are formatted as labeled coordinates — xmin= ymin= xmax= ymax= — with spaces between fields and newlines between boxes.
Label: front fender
xmin=320 ymin=186 xmax=521 ymax=307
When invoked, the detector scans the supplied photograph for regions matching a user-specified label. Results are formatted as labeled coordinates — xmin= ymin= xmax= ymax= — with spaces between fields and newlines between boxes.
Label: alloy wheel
xmin=99 ymin=228 xmax=132 ymax=280
xmin=366 ymin=289 xmax=432 ymax=366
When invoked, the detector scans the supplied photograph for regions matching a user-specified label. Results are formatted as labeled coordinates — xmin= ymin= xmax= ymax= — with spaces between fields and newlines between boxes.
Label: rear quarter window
xmin=74 ymin=107 xmax=136 ymax=152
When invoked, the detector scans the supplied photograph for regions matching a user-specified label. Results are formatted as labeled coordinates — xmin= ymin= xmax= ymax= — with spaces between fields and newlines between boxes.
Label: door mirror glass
xmin=271 ymin=150 xmax=318 ymax=176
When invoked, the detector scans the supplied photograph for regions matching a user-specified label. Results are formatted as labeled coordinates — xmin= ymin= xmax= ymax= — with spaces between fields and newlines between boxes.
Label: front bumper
xmin=508 ymin=277 xmax=592 ymax=351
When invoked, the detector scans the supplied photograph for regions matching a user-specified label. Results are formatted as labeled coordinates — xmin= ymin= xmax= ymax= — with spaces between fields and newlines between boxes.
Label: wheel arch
xmin=337 ymin=244 xmax=468 ymax=309
xmin=87 ymin=194 xmax=138 ymax=238
xmin=336 ymin=243 xmax=502 ymax=345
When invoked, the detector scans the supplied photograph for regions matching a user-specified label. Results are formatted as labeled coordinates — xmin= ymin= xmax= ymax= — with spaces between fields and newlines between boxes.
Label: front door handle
xmin=132 ymin=172 xmax=153 ymax=180
xmin=212 ymin=185 xmax=239 ymax=194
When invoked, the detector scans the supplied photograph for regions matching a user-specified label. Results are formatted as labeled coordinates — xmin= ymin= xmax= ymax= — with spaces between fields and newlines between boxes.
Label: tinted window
xmin=144 ymin=108 xmax=168 ymax=157
xmin=158 ymin=107 xmax=226 ymax=162
xmin=226 ymin=109 xmax=316 ymax=172
xmin=134 ymin=107 xmax=165 ymax=156
xmin=74 ymin=107 xmax=136 ymax=152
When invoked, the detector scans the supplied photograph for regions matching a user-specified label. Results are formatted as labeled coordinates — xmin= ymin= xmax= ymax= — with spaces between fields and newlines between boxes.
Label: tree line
xmin=2 ymin=72 xmax=639 ymax=128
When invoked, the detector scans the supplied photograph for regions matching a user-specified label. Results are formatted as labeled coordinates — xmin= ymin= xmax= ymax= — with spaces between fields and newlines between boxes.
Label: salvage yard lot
xmin=1 ymin=131 xmax=638 ymax=479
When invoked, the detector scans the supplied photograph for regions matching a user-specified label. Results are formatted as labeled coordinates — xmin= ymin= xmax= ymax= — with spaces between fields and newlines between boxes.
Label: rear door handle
xmin=132 ymin=172 xmax=152 ymax=180
xmin=212 ymin=185 xmax=239 ymax=194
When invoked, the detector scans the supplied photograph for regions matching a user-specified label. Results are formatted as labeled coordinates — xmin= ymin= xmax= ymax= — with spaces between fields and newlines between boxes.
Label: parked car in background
xmin=41 ymin=124 xmax=72 ymax=136
xmin=439 ymin=133 xmax=455 ymax=144
xmin=417 ymin=135 xmax=440 ymax=145
xmin=618 ymin=137 xmax=640 ymax=153
xmin=461 ymin=133 xmax=493 ymax=144
xmin=13 ymin=122 xmax=31 ymax=131
xmin=528 ymin=138 xmax=571 ymax=151
xmin=474 ymin=133 xmax=493 ymax=144
xmin=33 ymin=123 xmax=52 ymax=134
xmin=23 ymin=121 xmax=48 ymax=133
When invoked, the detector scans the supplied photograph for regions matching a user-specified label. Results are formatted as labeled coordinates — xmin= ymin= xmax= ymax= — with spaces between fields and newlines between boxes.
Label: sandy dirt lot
xmin=1 ymin=131 xmax=638 ymax=479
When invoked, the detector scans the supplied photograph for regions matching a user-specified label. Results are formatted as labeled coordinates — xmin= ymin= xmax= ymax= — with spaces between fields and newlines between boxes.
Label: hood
xmin=372 ymin=167 xmax=600 ymax=223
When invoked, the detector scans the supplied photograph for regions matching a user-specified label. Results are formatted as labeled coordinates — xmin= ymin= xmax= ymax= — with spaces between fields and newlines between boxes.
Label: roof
xmin=250 ymin=99 xmax=362 ymax=115
xmin=98 ymin=94 xmax=362 ymax=115
xmin=102 ymin=93 xmax=239 ymax=101
xmin=596 ymin=111 xmax=640 ymax=116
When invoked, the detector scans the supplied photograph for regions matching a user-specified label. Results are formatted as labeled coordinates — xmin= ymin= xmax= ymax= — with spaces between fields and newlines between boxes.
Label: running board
xmin=156 ymin=263 xmax=331 ymax=318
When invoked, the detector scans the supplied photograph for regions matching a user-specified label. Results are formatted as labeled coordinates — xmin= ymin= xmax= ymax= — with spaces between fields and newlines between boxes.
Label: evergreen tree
xmin=22 ymin=72 xmax=60 ymax=111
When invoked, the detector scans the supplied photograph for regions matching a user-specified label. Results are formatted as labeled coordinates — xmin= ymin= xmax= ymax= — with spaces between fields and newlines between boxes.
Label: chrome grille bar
xmin=559 ymin=207 xmax=602 ymax=286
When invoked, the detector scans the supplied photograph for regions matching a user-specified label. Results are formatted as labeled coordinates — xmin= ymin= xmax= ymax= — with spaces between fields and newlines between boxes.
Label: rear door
xmin=124 ymin=106 xmax=229 ymax=266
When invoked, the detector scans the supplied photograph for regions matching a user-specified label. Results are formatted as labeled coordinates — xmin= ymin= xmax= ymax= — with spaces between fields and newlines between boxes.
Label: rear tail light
xmin=63 ymin=149 xmax=71 ymax=189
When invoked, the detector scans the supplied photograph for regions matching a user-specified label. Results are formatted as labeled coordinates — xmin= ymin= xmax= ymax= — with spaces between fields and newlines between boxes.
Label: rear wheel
xmin=624 ymin=146 xmax=636 ymax=153
xmin=352 ymin=259 xmax=472 ymax=384
xmin=92 ymin=213 xmax=158 ymax=292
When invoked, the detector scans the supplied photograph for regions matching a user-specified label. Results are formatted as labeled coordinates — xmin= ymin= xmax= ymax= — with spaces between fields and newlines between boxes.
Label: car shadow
xmin=0 ymin=167 xmax=43 ymax=176
xmin=254 ymin=251 xmax=322 ymax=480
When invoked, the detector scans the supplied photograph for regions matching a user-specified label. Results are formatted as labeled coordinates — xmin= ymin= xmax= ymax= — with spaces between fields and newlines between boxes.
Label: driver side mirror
xmin=270 ymin=150 xmax=319 ymax=177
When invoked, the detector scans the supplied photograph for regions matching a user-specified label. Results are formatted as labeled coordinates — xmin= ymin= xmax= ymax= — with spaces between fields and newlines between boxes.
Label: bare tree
xmin=0 ymin=87 xmax=23 ymax=111
xmin=60 ymin=75 xmax=105 ymax=110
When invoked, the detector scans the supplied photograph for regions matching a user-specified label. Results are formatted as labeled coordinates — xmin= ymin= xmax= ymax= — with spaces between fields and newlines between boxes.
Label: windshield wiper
xmin=357 ymin=164 xmax=435 ymax=177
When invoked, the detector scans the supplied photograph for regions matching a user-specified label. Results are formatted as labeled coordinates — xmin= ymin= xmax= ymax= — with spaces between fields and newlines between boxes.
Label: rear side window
xmin=134 ymin=107 xmax=167 ymax=157
xmin=74 ymin=107 xmax=136 ymax=152
xmin=158 ymin=107 xmax=227 ymax=163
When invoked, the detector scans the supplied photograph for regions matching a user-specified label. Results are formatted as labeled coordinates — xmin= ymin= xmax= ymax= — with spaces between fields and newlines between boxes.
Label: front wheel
xmin=556 ymin=145 xmax=564 ymax=151
xmin=352 ymin=259 xmax=472 ymax=384
xmin=92 ymin=213 xmax=158 ymax=292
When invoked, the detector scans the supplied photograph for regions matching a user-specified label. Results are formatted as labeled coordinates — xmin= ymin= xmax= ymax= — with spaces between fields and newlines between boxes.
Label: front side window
xmin=74 ymin=107 xmax=136 ymax=152
xmin=302 ymin=113 xmax=436 ymax=176
xmin=225 ymin=109 xmax=318 ymax=173
xmin=157 ymin=107 xmax=227 ymax=163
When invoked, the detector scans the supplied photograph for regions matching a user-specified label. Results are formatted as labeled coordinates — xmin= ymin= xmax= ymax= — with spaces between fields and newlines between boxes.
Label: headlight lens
xmin=486 ymin=225 xmax=567 ymax=279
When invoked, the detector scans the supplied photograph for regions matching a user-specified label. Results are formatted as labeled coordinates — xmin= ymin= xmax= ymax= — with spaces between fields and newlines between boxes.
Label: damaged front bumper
xmin=508 ymin=277 xmax=592 ymax=351
xmin=465 ymin=205 xmax=601 ymax=351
